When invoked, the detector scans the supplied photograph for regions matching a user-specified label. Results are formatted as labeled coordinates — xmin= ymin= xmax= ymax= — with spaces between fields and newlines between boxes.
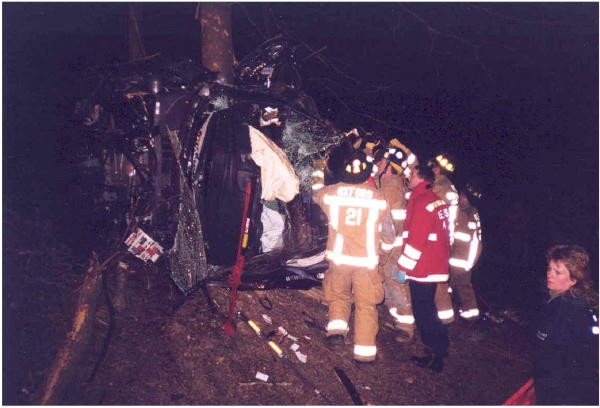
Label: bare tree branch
xmin=469 ymin=4 xmax=582 ymax=27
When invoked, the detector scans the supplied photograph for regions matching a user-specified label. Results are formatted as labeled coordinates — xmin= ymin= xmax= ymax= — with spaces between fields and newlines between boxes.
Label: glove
xmin=395 ymin=268 xmax=407 ymax=284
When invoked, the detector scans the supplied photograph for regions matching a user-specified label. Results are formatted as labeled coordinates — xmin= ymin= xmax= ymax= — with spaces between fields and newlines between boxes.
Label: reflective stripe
xmin=390 ymin=307 xmax=415 ymax=325
xmin=327 ymin=319 xmax=349 ymax=332
xmin=333 ymin=233 xmax=344 ymax=259
xmin=392 ymin=209 xmax=407 ymax=220
xmin=393 ymin=236 xmax=403 ymax=248
xmin=404 ymin=244 xmax=422 ymax=260
xmin=445 ymin=191 xmax=458 ymax=203
xmin=312 ymin=183 xmax=324 ymax=190
xmin=438 ymin=309 xmax=455 ymax=320
xmin=381 ymin=242 xmax=395 ymax=252
xmin=398 ymin=255 xmax=417 ymax=270
xmin=468 ymin=221 xmax=477 ymax=230
xmin=449 ymin=258 xmax=469 ymax=270
xmin=448 ymin=204 xmax=458 ymax=245
xmin=312 ymin=169 xmax=324 ymax=178
xmin=428 ymin=233 xmax=437 ymax=241
xmin=327 ymin=250 xmax=378 ymax=269
xmin=323 ymin=193 xmax=387 ymax=210
xmin=454 ymin=231 xmax=471 ymax=242
xmin=354 ymin=344 xmax=377 ymax=357
xmin=406 ymin=274 xmax=449 ymax=282
xmin=426 ymin=200 xmax=446 ymax=212
xmin=466 ymin=232 xmax=480 ymax=270
xmin=460 ymin=309 xmax=480 ymax=319
xmin=323 ymin=191 xmax=387 ymax=269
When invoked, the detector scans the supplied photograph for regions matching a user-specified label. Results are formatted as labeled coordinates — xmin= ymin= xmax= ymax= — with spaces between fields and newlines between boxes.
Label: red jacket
xmin=397 ymin=181 xmax=450 ymax=282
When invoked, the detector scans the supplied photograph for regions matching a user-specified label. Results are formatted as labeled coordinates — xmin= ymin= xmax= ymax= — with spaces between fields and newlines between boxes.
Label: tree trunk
xmin=197 ymin=2 xmax=234 ymax=84
xmin=128 ymin=4 xmax=146 ymax=61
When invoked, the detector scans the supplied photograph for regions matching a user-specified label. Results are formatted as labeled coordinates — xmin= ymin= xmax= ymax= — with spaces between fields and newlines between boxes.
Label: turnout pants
xmin=449 ymin=267 xmax=479 ymax=319
xmin=323 ymin=263 xmax=384 ymax=362
xmin=381 ymin=248 xmax=415 ymax=334
xmin=409 ymin=280 xmax=449 ymax=358
xmin=435 ymin=283 xmax=455 ymax=324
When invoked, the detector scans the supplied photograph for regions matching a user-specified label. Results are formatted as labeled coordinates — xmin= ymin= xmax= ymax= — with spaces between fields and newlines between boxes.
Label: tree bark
xmin=197 ymin=2 xmax=234 ymax=84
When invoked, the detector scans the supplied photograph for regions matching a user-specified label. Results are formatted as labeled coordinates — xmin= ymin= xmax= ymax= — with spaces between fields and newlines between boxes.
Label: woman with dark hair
xmin=533 ymin=244 xmax=599 ymax=405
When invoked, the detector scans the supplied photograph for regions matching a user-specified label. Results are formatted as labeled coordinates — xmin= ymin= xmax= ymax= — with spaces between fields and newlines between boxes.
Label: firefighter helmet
xmin=381 ymin=138 xmax=417 ymax=176
xmin=429 ymin=152 xmax=456 ymax=173
xmin=464 ymin=182 xmax=483 ymax=204
xmin=340 ymin=149 xmax=372 ymax=184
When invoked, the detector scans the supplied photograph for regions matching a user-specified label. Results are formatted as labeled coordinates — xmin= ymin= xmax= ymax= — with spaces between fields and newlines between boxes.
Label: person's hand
xmin=395 ymin=268 xmax=407 ymax=283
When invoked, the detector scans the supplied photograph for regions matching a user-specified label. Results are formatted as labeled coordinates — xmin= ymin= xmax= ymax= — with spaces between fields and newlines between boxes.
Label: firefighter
xmin=371 ymin=139 xmax=418 ymax=342
xmin=396 ymin=163 xmax=450 ymax=372
xmin=312 ymin=147 xmax=396 ymax=364
xmin=428 ymin=153 xmax=459 ymax=325
xmin=449 ymin=184 xmax=483 ymax=321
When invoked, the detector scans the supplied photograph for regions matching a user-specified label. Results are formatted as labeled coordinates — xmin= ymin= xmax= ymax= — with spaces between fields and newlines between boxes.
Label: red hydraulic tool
xmin=222 ymin=179 xmax=253 ymax=336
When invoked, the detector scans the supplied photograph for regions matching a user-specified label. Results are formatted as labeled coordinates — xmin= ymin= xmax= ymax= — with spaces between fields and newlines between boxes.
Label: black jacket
xmin=533 ymin=291 xmax=599 ymax=405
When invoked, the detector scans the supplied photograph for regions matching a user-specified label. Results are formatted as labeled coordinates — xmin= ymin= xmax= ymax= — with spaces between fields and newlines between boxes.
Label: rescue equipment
xmin=223 ymin=179 xmax=254 ymax=336
xmin=237 ymin=310 xmax=334 ymax=404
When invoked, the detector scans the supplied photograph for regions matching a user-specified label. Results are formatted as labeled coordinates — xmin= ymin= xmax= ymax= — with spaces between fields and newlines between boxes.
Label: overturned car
xmin=74 ymin=36 xmax=344 ymax=294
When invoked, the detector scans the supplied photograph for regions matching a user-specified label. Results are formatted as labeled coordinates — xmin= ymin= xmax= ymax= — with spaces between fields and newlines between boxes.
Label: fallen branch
xmin=37 ymin=251 xmax=123 ymax=404
xmin=238 ymin=381 xmax=292 ymax=387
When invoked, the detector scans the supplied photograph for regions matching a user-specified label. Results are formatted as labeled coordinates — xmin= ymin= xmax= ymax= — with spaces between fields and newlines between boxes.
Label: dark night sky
xmin=3 ymin=3 xmax=599 ymax=281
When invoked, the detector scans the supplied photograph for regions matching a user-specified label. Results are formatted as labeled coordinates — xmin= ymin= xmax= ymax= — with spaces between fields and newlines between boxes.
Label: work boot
xmin=394 ymin=329 xmax=414 ymax=343
xmin=410 ymin=353 xmax=444 ymax=373
xmin=325 ymin=334 xmax=345 ymax=348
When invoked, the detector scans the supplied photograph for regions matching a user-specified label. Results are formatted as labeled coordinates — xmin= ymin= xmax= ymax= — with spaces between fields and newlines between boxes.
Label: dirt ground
xmin=4 ymin=212 xmax=533 ymax=406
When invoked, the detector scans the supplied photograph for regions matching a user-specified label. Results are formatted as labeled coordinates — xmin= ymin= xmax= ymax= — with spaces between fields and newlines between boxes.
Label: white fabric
xmin=260 ymin=206 xmax=285 ymax=253
xmin=248 ymin=126 xmax=299 ymax=202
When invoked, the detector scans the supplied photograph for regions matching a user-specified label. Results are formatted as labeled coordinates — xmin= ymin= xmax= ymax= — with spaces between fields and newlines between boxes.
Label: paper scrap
xmin=290 ymin=343 xmax=300 ymax=352
xmin=255 ymin=372 xmax=269 ymax=382
xmin=124 ymin=228 xmax=164 ymax=263
xmin=295 ymin=351 xmax=307 ymax=363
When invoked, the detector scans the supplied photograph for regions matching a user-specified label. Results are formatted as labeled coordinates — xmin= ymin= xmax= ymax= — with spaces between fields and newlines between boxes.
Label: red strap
xmin=223 ymin=180 xmax=253 ymax=336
